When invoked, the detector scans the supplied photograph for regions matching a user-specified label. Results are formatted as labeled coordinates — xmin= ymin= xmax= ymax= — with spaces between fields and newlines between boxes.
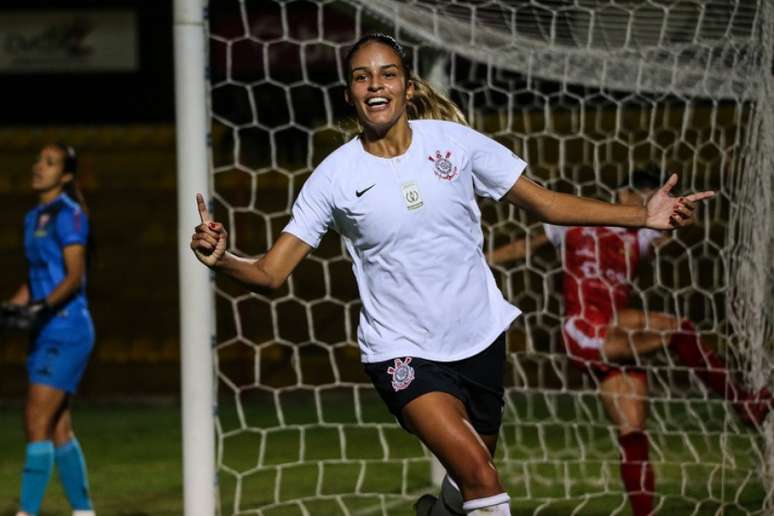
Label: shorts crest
xmin=387 ymin=357 xmax=415 ymax=392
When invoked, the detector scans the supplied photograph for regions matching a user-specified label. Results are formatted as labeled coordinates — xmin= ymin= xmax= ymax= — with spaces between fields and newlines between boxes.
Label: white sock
xmin=462 ymin=493 xmax=511 ymax=515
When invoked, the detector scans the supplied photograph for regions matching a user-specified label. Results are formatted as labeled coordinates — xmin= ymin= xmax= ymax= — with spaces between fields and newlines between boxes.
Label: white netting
xmin=362 ymin=0 xmax=761 ymax=98
xmin=206 ymin=1 xmax=774 ymax=514
xmin=727 ymin=0 xmax=774 ymax=393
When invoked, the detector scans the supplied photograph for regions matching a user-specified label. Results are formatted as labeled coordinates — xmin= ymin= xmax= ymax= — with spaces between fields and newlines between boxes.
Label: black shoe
xmin=414 ymin=494 xmax=438 ymax=516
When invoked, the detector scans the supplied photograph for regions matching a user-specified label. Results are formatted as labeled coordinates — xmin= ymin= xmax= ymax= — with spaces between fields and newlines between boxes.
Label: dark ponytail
xmin=53 ymin=142 xmax=89 ymax=214
xmin=51 ymin=142 xmax=94 ymax=268
xmin=344 ymin=33 xmax=467 ymax=126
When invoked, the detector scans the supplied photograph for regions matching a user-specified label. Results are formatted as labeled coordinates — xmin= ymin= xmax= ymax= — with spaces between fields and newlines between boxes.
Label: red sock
xmin=670 ymin=321 xmax=748 ymax=401
xmin=618 ymin=431 xmax=654 ymax=516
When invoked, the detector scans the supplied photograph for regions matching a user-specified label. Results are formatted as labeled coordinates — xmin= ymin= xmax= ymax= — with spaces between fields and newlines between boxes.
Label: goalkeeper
xmin=190 ymin=33 xmax=713 ymax=516
xmin=5 ymin=144 xmax=96 ymax=516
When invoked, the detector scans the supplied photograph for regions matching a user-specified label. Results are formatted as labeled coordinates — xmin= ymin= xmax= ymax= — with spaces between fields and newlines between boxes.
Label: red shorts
xmin=562 ymin=316 xmax=645 ymax=383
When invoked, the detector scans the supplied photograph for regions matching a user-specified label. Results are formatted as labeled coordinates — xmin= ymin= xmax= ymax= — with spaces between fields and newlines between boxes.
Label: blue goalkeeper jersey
xmin=24 ymin=193 xmax=91 ymax=338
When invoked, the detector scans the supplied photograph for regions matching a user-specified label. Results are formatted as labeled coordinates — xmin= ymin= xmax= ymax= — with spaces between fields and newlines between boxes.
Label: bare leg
xmin=402 ymin=392 xmax=504 ymax=502
xmin=601 ymin=309 xmax=678 ymax=363
xmin=603 ymin=309 xmax=744 ymax=399
xmin=479 ymin=434 xmax=498 ymax=459
xmin=19 ymin=384 xmax=69 ymax=515
xmin=25 ymin=383 xmax=68 ymax=442
xmin=52 ymin=403 xmax=75 ymax=445
xmin=599 ymin=371 xmax=648 ymax=433
xmin=420 ymin=434 xmax=499 ymax=514
xmin=599 ymin=372 xmax=654 ymax=516
xmin=602 ymin=308 xmax=770 ymax=425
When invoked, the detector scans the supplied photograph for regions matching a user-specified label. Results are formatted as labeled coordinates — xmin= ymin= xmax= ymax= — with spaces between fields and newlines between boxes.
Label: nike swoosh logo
xmin=356 ymin=184 xmax=376 ymax=197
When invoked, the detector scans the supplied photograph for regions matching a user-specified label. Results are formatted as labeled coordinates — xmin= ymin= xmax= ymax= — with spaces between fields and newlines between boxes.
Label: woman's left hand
xmin=645 ymin=174 xmax=714 ymax=230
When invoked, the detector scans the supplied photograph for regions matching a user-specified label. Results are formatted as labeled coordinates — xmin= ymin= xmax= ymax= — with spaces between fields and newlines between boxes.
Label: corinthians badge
xmin=387 ymin=357 xmax=415 ymax=392
xmin=428 ymin=150 xmax=458 ymax=181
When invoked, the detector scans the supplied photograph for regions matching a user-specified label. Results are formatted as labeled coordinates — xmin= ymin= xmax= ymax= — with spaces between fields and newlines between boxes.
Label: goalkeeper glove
xmin=0 ymin=303 xmax=25 ymax=330
xmin=25 ymin=299 xmax=52 ymax=330
xmin=0 ymin=300 xmax=52 ymax=331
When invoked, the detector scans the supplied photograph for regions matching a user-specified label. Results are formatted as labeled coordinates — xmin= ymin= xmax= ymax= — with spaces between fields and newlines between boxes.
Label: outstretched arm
xmin=487 ymin=232 xmax=550 ymax=265
xmin=190 ymin=194 xmax=312 ymax=291
xmin=505 ymin=174 xmax=713 ymax=230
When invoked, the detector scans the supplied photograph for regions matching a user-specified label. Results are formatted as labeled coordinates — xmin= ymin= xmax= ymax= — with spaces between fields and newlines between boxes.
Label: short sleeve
xmin=637 ymin=228 xmax=662 ymax=257
xmin=283 ymin=169 xmax=335 ymax=248
xmin=463 ymin=127 xmax=527 ymax=200
xmin=543 ymin=224 xmax=566 ymax=248
xmin=54 ymin=206 xmax=89 ymax=247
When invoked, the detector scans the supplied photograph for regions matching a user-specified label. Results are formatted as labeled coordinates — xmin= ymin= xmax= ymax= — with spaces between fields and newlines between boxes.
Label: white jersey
xmin=283 ymin=119 xmax=526 ymax=363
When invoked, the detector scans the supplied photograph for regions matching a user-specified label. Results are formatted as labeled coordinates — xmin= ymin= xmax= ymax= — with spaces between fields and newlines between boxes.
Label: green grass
xmin=0 ymin=401 xmax=183 ymax=516
xmin=0 ymin=392 xmax=769 ymax=515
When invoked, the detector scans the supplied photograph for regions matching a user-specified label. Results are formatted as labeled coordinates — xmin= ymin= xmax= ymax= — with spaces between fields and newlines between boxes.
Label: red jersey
xmin=545 ymin=225 xmax=662 ymax=325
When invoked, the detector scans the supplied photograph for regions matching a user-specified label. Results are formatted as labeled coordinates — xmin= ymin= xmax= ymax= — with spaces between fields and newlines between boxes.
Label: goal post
xmin=199 ymin=1 xmax=774 ymax=514
xmin=174 ymin=0 xmax=216 ymax=514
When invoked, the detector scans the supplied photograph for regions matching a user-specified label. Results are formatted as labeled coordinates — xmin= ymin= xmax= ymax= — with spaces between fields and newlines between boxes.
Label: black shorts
xmin=364 ymin=334 xmax=506 ymax=435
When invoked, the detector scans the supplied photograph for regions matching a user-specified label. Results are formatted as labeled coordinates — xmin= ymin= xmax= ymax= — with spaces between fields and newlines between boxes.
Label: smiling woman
xmin=189 ymin=33 xmax=713 ymax=516
xmin=343 ymin=33 xmax=467 ymax=142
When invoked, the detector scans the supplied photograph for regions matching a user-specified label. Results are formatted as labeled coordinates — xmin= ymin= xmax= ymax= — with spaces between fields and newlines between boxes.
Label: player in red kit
xmin=489 ymin=164 xmax=771 ymax=516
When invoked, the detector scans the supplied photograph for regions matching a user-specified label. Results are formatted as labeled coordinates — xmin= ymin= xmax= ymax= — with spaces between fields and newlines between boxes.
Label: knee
xmin=454 ymin=455 xmax=502 ymax=498
xmin=618 ymin=420 xmax=646 ymax=437
xmin=618 ymin=409 xmax=647 ymax=434
xmin=25 ymin=406 xmax=53 ymax=440
xmin=24 ymin=413 xmax=51 ymax=441
xmin=52 ymin=426 xmax=74 ymax=446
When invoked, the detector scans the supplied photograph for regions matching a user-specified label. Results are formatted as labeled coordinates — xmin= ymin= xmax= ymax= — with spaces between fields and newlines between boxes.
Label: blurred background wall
xmin=0 ymin=1 xmax=179 ymax=397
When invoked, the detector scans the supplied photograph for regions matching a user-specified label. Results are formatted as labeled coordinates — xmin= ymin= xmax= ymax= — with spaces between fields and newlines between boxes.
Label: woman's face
xmin=347 ymin=41 xmax=414 ymax=135
xmin=32 ymin=145 xmax=71 ymax=194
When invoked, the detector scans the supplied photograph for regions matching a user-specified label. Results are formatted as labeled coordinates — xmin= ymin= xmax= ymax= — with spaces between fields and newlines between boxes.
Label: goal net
xmin=206 ymin=1 xmax=774 ymax=514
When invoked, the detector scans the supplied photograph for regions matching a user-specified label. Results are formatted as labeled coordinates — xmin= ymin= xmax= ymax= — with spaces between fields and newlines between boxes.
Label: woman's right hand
xmin=191 ymin=193 xmax=227 ymax=268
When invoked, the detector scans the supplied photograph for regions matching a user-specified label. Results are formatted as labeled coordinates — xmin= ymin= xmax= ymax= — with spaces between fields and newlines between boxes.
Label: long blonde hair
xmin=344 ymin=33 xmax=468 ymax=127
xmin=407 ymin=76 xmax=467 ymax=125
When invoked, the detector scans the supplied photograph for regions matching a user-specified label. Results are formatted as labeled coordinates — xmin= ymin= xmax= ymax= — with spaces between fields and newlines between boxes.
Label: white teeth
xmin=366 ymin=97 xmax=388 ymax=106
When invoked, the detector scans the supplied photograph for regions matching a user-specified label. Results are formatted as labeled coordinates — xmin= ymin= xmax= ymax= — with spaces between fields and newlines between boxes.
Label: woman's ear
xmin=406 ymin=79 xmax=415 ymax=100
xmin=344 ymin=88 xmax=353 ymax=106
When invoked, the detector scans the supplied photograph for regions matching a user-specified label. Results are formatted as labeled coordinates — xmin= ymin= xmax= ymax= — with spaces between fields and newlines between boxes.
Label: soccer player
xmin=190 ymin=34 xmax=712 ymax=516
xmin=489 ymin=164 xmax=771 ymax=516
xmin=5 ymin=144 xmax=96 ymax=516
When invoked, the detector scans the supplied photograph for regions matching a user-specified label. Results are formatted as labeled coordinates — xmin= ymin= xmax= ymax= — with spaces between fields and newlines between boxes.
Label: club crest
xmin=428 ymin=150 xmax=458 ymax=181
xmin=34 ymin=213 xmax=50 ymax=237
xmin=37 ymin=213 xmax=50 ymax=229
xmin=387 ymin=357 xmax=415 ymax=392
